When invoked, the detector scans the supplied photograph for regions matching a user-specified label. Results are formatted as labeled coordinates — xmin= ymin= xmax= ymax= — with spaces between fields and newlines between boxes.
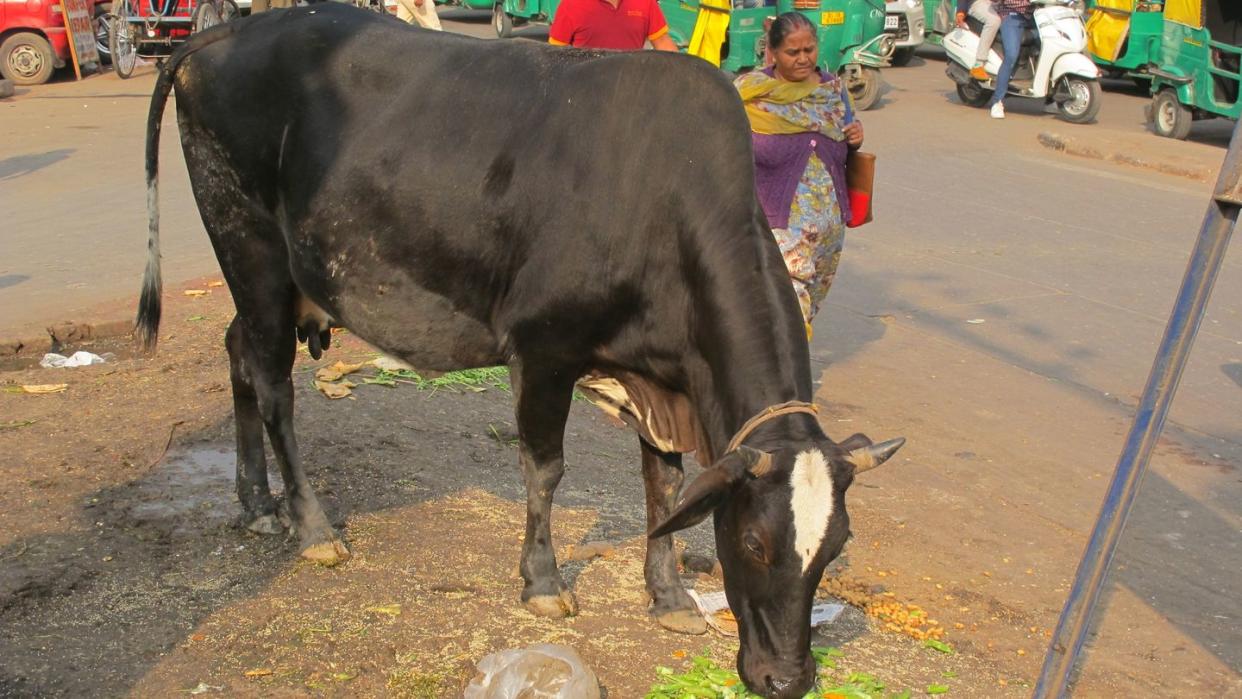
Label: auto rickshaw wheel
xmin=1151 ymin=89 xmax=1193 ymax=140
xmin=844 ymin=66 xmax=882 ymax=111
xmin=493 ymin=3 xmax=513 ymax=38
xmin=890 ymin=48 xmax=915 ymax=68
xmin=0 ymin=32 xmax=56 ymax=86
xmin=109 ymin=0 xmax=138 ymax=79
xmin=955 ymin=80 xmax=991 ymax=108
xmin=1056 ymin=76 xmax=1101 ymax=124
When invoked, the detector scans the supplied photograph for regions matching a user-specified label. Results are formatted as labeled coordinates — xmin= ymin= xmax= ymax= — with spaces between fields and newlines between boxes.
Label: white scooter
xmin=943 ymin=0 xmax=1101 ymax=123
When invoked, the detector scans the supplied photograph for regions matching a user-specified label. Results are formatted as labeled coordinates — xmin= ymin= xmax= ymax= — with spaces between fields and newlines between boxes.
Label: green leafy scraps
xmin=370 ymin=366 xmax=511 ymax=394
xmin=648 ymin=653 xmax=920 ymax=699
xmin=924 ymin=639 xmax=954 ymax=654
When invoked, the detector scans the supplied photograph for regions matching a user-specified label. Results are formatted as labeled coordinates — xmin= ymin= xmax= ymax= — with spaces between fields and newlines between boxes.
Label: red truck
xmin=1 ymin=0 xmax=109 ymax=85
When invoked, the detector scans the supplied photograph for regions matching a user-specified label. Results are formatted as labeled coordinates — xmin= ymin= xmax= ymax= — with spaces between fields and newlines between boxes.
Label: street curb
xmin=0 ymin=319 xmax=134 ymax=359
xmin=0 ymin=79 xmax=13 ymax=99
xmin=1037 ymin=131 xmax=1212 ymax=182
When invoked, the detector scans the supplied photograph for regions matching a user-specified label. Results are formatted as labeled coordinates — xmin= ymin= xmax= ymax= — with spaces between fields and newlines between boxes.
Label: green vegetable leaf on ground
xmin=925 ymin=684 xmax=950 ymax=694
xmin=924 ymin=639 xmax=954 ymax=654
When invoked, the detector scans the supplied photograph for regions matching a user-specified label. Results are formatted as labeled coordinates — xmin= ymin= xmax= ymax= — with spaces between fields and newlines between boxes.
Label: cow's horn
xmin=737 ymin=446 xmax=774 ymax=478
xmin=846 ymin=437 xmax=906 ymax=474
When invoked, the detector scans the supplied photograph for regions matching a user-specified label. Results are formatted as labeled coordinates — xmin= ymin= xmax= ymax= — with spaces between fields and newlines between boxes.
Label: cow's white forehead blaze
xmin=790 ymin=449 xmax=834 ymax=574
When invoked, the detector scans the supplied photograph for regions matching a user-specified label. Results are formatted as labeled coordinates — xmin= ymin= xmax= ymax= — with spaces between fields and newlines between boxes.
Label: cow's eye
xmin=743 ymin=533 xmax=767 ymax=564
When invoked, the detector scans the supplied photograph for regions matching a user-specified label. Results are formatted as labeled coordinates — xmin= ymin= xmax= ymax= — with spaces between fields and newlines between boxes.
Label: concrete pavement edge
xmin=0 ymin=319 xmax=134 ymax=358
xmin=1037 ymin=131 xmax=1214 ymax=181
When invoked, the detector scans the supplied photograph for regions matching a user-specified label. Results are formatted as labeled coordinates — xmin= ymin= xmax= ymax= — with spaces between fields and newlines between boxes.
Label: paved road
xmin=808 ymin=49 xmax=1241 ymax=695
xmin=2 ymin=18 xmax=1240 ymax=693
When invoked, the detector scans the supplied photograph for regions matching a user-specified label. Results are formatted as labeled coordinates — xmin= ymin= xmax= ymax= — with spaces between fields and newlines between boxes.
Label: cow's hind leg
xmin=227 ymin=318 xmax=281 ymax=535
xmin=210 ymin=237 xmax=347 ymax=564
xmin=512 ymin=362 xmax=578 ymax=618
xmin=641 ymin=439 xmax=708 ymax=635
xmin=235 ymin=309 xmax=348 ymax=566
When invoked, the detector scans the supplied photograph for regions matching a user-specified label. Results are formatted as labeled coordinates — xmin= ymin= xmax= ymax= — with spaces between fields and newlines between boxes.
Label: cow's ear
xmin=648 ymin=447 xmax=767 ymax=539
xmin=837 ymin=433 xmax=873 ymax=452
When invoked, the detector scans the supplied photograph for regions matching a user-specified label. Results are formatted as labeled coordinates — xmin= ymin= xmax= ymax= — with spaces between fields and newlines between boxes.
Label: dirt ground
xmin=0 ymin=281 xmax=1035 ymax=698
xmin=4 ymin=38 xmax=1241 ymax=699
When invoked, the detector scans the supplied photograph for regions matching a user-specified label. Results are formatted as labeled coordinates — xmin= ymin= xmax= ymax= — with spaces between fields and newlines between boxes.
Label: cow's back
xmin=170 ymin=7 xmax=778 ymax=372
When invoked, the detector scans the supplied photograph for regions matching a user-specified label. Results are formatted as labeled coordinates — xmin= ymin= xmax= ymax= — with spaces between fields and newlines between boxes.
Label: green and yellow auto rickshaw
xmin=493 ymin=0 xmax=552 ymax=37
xmin=660 ymin=0 xmax=894 ymax=109
xmin=437 ymin=0 xmax=494 ymax=13
xmin=1083 ymin=0 xmax=1163 ymax=80
xmin=1146 ymin=0 xmax=1241 ymax=138
xmin=918 ymin=0 xmax=953 ymax=47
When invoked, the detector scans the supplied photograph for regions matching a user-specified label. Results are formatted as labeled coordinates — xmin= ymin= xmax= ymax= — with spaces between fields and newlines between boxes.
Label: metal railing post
xmin=1032 ymin=119 xmax=1242 ymax=698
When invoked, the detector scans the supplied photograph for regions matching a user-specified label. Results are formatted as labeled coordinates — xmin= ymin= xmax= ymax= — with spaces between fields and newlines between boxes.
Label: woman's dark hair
xmin=768 ymin=12 xmax=816 ymax=50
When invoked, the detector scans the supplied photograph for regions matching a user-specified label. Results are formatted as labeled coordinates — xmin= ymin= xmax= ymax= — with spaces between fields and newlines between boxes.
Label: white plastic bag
xmin=463 ymin=644 xmax=600 ymax=699
xmin=39 ymin=351 xmax=111 ymax=368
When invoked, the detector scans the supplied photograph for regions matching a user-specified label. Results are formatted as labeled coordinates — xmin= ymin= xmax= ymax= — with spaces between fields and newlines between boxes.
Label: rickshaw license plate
xmin=821 ymin=11 xmax=844 ymax=24
xmin=884 ymin=15 xmax=899 ymax=29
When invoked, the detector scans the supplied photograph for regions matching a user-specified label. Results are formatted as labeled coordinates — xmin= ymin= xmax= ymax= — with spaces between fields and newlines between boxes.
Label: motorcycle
xmin=943 ymin=0 xmax=1102 ymax=123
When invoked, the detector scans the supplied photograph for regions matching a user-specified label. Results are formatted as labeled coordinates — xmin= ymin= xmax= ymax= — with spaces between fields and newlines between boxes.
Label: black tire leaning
xmin=94 ymin=5 xmax=113 ymax=65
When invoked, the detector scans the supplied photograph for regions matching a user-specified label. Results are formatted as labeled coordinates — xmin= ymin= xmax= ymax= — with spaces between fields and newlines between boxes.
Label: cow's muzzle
xmin=739 ymin=649 xmax=815 ymax=699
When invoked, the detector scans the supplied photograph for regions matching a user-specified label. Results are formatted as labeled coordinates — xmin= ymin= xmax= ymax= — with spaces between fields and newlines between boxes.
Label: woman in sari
xmin=735 ymin=12 xmax=864 ymax=337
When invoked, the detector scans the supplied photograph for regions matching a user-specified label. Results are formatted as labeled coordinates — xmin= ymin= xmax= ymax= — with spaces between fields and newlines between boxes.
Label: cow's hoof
xmin=246 ymin=514 xmax=284 ymax=536
xmin=301 ymin=539 xmax=351 ymax=567
xmin=525 ymin=590 xmax=578 ymax=618
xmin=656 ymin=608 xmax=708 ymax=635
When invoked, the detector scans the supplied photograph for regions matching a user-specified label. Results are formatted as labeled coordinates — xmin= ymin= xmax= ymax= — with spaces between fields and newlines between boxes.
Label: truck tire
xmin=0 ymin=32 xmax=56 ymax=86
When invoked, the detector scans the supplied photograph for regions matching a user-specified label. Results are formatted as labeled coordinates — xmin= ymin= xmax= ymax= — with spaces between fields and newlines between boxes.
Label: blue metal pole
xmin=1032 ymin=118 xmax=1242 ymax=699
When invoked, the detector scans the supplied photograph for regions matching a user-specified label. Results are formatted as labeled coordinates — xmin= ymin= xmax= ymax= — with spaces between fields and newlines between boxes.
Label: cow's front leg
xmin=641 ymin=439 xmax=708 ymax=635
xmin=512 ymin=362 xmax=578 ymax=618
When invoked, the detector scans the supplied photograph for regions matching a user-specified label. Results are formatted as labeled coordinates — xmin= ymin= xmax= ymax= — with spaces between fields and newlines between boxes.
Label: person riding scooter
xmin=988 ymin=0 xmax=1035 ymax=119
xmin=956 ymin=0 xmax=1001 ymax=81
xmin=943 ymin=0 xmax=1100 ymax=122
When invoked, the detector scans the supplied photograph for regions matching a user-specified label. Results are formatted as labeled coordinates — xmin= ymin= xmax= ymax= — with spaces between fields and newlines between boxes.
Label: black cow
xmin=136 ymin=7 xmax=903 ymax=697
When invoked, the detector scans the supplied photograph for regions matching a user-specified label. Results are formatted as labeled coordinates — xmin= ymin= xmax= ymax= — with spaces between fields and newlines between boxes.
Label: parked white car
xmin=884 ymin=0 xmax=925 ymax=67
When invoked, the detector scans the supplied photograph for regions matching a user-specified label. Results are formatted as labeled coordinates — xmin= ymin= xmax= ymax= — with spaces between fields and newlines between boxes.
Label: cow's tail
xmin=136 ymin=62 xmax=176 ymax=352
xmin=136 ymin=24 xmax=239 ymax=351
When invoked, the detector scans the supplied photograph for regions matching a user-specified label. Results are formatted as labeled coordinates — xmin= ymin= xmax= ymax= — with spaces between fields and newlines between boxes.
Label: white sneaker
xmin=990 ymin=102 xmax=1005 ymax=119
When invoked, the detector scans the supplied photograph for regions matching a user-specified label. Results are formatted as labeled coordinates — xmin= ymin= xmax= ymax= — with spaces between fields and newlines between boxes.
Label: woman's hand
xmin=844 ymin=121 xmax=864 ymax=148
